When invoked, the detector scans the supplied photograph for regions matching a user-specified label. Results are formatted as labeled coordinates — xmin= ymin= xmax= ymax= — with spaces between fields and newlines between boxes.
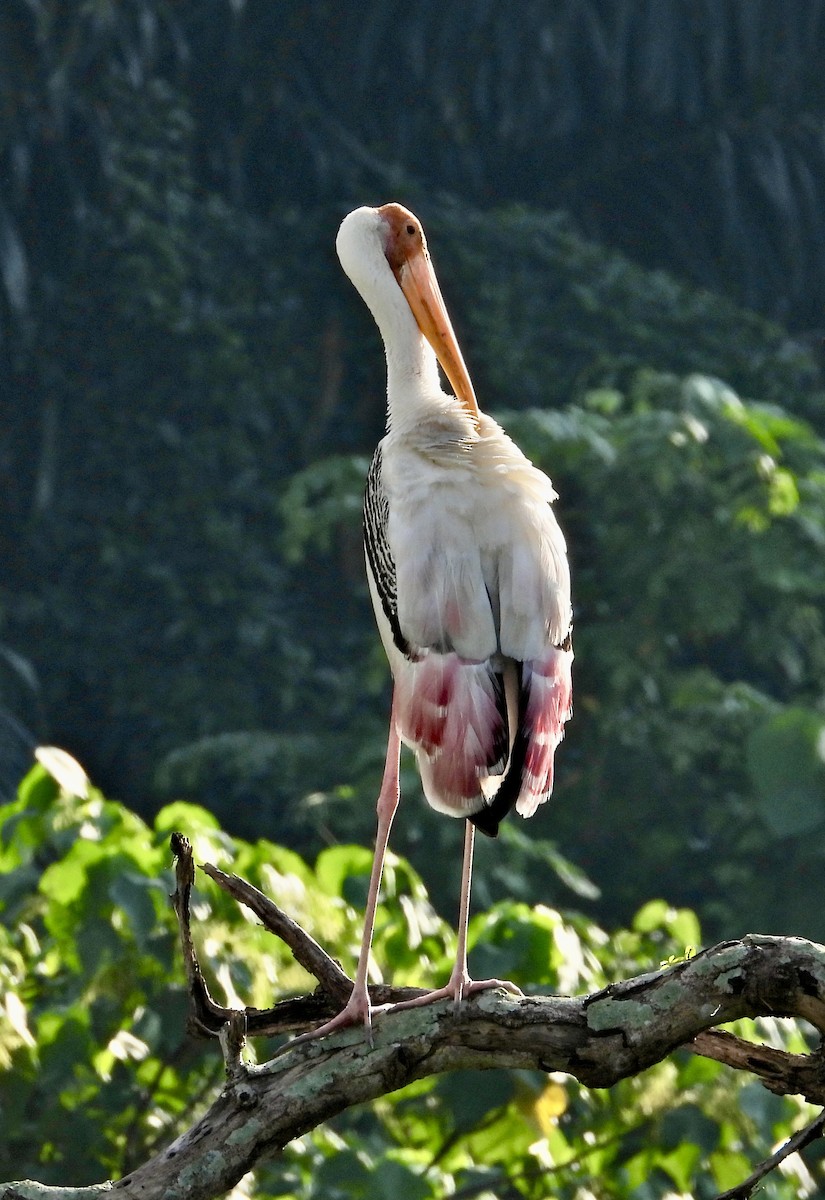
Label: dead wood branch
xmin=5 ymin=838 xmax=825 ymax=1200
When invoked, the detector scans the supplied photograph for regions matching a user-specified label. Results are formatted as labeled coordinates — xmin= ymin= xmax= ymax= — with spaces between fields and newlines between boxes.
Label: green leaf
xmin=737 ymin=1081 xmax=795 ymax=1136
xmin=17 ymin=764 xmax=59 ymax=812
xmin=632 ymin=899 xmax=671 ymax=933
xmin=661 ymin=1103 xmax=720 ymax=1155
xmin=315 ymin=844 xmax=374 ymax=901
xmin=365 ymin=1158 xmax=433 ymax=1200
xmin=434 ymin=1069 xmax=515 ymax=1135
xmin=39 ymin=845 xmax=98 ymax=905
xmin=153 ymin=801 xmax=222 ymax=837
xmin=109 ymin=873 xmax=162 ymax=946
xmin=309 ymin=1148 xmax=372 ymax=1198
xmin=746 ymin=708 xmax=825 ymax=836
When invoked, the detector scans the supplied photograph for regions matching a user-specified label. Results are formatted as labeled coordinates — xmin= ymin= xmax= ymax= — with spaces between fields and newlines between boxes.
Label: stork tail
xmin=471 ymin=643 xmax=573 ymax=837
xmin=394 ymin=653 xmax=508 ymax=817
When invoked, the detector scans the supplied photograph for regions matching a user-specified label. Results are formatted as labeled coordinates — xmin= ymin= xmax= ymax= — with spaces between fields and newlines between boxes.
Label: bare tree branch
xmin=171 ymin=837 xmax=431 ymax=1038
xmin=690 ymin=1028 xmax=825 ymax=1102
xmin=5 ymin=840 xmax=825 ymax=1200
xmin=201 ymin=860 xmax=354 ymax=1003
xmin=713 ymin=1108 xmax=825 ymax=1200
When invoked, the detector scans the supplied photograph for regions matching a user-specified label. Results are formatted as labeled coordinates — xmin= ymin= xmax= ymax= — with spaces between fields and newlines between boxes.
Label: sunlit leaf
xmin=34 ymin=747 xmax=90 ymax=799
xmin=531 ymin=1081 xmax=568 ymax=1133
xmin=2 ymin=991 xmax=35 ymax=1049
xmin=315 ymin=845 xmax=374 ymax=901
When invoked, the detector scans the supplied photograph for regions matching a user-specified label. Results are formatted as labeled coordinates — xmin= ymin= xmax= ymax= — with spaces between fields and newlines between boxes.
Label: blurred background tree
xmin=3 ymin=0 xmax=825 ymax=950
xmin=1 ymin=763 xmax=821 ymax=1199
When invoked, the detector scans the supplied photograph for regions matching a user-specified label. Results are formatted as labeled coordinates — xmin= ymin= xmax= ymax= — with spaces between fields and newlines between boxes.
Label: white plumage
xmin=339 ymin=205 xmax=572 ymax=825
xmin=296 ymin=202 xmax=572 ymax=1044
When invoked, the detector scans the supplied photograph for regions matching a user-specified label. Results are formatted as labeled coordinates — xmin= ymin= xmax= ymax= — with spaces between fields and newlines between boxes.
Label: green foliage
xmin=501 ymin=373 xmax=825 ymax=940
xmin=2 ymin=33 xmax=824 ymax=923
xmin=3 ymin=22 xmax=825 ymax=1191
xmin=428 ymin=203 xmax=823 ymax=423
xmin=282 ymin=371 xmax=825 ymax=943
xmin=3 ymin=6 xmax=825 ymax=1193
xmin=0 ymin=766 xmax=189 ymax=1181
xmin=1 ymin=65 xmax=340 ymax=812
xmin=7 ymin=1 xmax=825 ymax=334
xmin=4 ymin=19 xmax=825 ymax=843
xmin=1 ymin=763 xmax=821 ymax=1198
xmin=747 ymin=708 xmax=825 ymax=838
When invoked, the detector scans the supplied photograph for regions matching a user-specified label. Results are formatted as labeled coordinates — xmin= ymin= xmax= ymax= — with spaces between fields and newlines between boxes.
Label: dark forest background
xmin=3 ymin=0 xmax=825 ymax=945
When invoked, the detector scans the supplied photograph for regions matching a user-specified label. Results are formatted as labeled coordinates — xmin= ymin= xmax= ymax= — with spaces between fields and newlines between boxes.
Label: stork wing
xmin=364 ymin=446 xmax=412 ymax=658
xmin=470 ymin=641 xmax=573 ymax=837
xmin=364 ymin=446 xmax=510 ymax=818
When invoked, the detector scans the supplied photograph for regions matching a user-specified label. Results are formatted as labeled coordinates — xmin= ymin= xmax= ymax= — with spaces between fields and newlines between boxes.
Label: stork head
xmin=337 ymin=203 xmax=480 ymax=425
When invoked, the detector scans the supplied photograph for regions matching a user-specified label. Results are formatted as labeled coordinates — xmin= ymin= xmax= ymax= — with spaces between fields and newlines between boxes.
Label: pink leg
xmin=391 ymin=820 xmax=522 ymax=1015
xmin=290 ymin=703 xmax=401 ymax=1047
xmin=443 ymin=818 xmax=477 ymax=1006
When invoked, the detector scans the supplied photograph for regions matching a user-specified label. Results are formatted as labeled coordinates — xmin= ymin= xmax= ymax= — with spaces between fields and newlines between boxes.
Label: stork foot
xmin=390 ymin=974 xmax=523 ymax=1017
xmin=288 ymin=985 xmax=390 ymax=1050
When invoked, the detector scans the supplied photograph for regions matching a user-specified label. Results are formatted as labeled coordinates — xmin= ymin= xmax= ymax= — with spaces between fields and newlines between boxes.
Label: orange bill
xmin=379 ymin=203 xmax=480 ymax=425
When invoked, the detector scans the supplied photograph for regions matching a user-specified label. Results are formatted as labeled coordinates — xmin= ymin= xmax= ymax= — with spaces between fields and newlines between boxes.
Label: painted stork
xmin=303 ymin=203 xmax=572 ymax=1043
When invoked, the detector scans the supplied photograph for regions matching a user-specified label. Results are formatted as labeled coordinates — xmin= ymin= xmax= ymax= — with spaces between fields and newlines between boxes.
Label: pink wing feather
xmin=516 ymin=644 xmax=574 ymax=817
xmin=365 ymin=430 xmax=573 ymax=837
xmin=394 ymin=653 xmax=508 ymax=816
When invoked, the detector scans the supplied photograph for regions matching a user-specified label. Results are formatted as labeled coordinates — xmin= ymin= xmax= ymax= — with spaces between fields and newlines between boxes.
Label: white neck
xmin=337 ymin=208 xmax=468 ymax=436
xmin=374 ymin=274 xmax=446 ymax=432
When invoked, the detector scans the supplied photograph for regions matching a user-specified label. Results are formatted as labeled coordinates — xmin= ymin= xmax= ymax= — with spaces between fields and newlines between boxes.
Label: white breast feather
xmin=379 ymin=413 xmax=570 ymax=663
